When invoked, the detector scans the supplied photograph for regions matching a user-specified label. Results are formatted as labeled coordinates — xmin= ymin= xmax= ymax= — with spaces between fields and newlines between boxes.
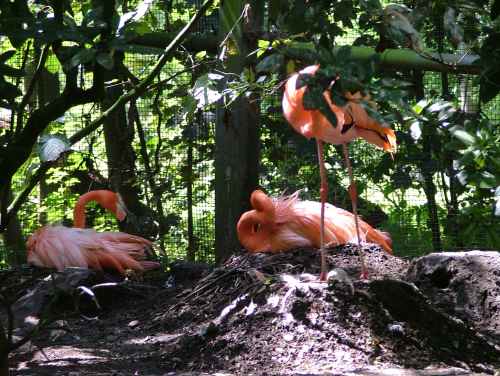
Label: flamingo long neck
xmin=73 ymin=190 xmax=115 ymax=228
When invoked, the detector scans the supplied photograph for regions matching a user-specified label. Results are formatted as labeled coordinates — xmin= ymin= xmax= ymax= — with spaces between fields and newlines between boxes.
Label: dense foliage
xmin=0 ymin=0 xmax=499 ymax=268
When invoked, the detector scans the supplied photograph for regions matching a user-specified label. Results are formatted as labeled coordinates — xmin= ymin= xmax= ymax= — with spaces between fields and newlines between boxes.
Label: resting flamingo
xmin=26 ymin=190 xmax=159 ymax=275
xmin=282 ymin=65 xmax=396 ymax=280
xmin=237 ymin=190 xmax=392 ymax=256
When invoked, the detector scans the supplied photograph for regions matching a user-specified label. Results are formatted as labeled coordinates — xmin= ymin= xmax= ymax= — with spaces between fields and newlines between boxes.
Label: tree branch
xmin=15 ymin=44 xmax=51 ymax=136
xmin=69 ymin=0 xmax=214 ymax=144
xmin=2 ymin=0 xmax=215 ymax=230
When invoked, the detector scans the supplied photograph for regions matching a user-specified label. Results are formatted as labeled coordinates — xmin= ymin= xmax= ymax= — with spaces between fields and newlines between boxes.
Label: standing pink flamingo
xmin=282 ymin=65 xmax=396 ymax=280
xmin=26 ymin=190 xmax=159 ymax=275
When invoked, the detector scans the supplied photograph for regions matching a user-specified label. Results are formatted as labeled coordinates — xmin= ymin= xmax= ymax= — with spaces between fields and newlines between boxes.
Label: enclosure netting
xmin=1 ymin=3 xmax=499 ymax=269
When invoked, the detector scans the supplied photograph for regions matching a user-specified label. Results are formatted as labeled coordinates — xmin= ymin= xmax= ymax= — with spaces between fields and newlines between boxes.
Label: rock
xmin=169 ymin=260 xmax=213 ymax=283
xmin=406 ymin=251 xmax=500 ymax=340
xmin=369 ymin=278 xmax=500 ymax=365
xmin=12 ymin=268 xmax=96 ymax=336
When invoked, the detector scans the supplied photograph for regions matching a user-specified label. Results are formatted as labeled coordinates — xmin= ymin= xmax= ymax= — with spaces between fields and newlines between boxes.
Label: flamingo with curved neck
xmin=26 ymin=190 xmax=159 ymax=275
xmin=73 ymin=190 xmax=127 ymax=228
xmin=237 ymin=190 xmax=392 ymax=257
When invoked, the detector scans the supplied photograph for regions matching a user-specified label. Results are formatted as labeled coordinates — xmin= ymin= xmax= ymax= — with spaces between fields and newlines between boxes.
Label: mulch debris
xmin=3 ymin=245 xmax=500 ymax=375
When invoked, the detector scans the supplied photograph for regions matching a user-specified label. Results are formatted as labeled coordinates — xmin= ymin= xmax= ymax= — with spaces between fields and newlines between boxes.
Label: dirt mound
xmin=6 ymin=246 xmax=500 ymax=375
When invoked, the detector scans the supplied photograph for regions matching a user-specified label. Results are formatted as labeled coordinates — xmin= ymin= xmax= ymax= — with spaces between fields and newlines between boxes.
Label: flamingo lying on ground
xmin=282 ymin=65 xmax=396 ymax=279
xmin=237 ymin=190 xmax=392 ymax=259
xmin=27 ymin=190 xmax=159 ymax=275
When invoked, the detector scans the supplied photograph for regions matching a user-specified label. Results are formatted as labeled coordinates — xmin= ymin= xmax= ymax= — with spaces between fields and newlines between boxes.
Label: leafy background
xmin=0 ymin=0 xmax=499 ymax=268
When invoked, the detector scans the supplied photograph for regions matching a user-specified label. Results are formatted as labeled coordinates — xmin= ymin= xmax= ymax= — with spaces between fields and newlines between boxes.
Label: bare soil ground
xmin=4 ymin=245 xmax=500 ymax=375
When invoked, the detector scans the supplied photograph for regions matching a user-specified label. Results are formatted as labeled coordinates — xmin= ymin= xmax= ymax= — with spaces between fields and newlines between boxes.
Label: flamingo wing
xmin=27 ymin=226 xmax=159 ymax=274
xmin=236 ymin=191 xmax=393 ymax=254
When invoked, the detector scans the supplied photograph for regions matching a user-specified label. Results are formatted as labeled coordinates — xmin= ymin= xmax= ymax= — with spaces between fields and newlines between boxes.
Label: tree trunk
xmin=447 ymin=165 xmax=461 ymax=246
xmin=37 ymin=66 xmax=60 ymax=227
xmin=102 ymin=85 xmax=154 ymax=237
xmin=215 ymin=1 xmax=261 ymax=263
xmin=0 ymin=352 xmax=7 ymax=376
xmin=0 ymin=321 xmax=9 ymax=376
xmin=4 ymin=184 xmax=25 ymax=265
xmin=186 ymin=119 xmax=195 ymax=262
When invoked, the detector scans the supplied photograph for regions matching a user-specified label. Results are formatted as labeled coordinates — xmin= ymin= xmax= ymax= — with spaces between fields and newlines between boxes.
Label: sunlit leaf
xmin=412 ymin=99 xmax=427 ymax=114
xmin=450 ymin=127 xmax=475 ymax=146
xmin=38 ymin=134 xmax=72 ymax=162
xmin=456 ymin=170 xmax=468 ymax=185
xmin=479 ymin=171 xmax=496 ymax=189
xmin=45 ymin=53 xmax=62 ymax=74
xmin=191 ymin=73 xmax=225 ymax=109
xmin=117 ymin=0 xmax=154 ymax=33
xmin=410 ymin=121 xmax=421 ymax=140
xmin=196 ymin=51 xmax=207 ymax=59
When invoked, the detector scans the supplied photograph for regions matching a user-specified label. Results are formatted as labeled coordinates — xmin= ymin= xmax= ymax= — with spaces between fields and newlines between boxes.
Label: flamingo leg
xmin=316 ymin=139 xmax=328 ymax=281
xmin=341 ymin=143 xmax=368 ymax=279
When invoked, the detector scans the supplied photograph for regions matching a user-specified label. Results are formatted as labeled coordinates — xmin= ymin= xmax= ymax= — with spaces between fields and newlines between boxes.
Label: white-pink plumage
xmin=26 ymin=190 xmax=160 ymax=275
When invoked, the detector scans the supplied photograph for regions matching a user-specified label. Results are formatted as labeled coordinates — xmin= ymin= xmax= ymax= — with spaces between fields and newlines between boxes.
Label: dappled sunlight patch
xmin=17 ymin=345 xmax=110 ymax=370
xmin=124 ymin=332 xmax=182 ymax=345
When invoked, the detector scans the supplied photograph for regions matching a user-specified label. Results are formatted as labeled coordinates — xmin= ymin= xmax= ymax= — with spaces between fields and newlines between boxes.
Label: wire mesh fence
xmin=1 ymin=3 xmax=498 ymax=269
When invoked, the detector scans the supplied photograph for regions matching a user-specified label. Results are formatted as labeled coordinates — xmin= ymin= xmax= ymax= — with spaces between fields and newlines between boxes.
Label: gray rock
xmin=406 ymin=251 xmax=500 ymax=340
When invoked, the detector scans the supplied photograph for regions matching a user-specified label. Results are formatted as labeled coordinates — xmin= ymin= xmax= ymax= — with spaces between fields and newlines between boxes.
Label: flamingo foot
xmin=342 ymin=143 xmax=369 ymax=281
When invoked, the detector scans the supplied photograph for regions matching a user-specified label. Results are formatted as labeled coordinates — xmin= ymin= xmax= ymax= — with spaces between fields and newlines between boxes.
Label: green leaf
xmin=295 ymin=73 xmax=313 ymax=90
xmin=256 ymin=54 xmax=284 ymax=73
xmin=335 ymin=46 xmax=352 ymax=62
xmin=479 ymin=171 xmax=497 ymax=189
xmin=191 ymin=73 xmax=225 ymax=109
xmin=67 ymin=48 xmax=96 ymax=70
xmin=45 ymin=53 xmax=62 ymax=74
xmin=96 ymin=51 xmax=114 ymax=70
xmin=450 ymin=127 xmax=475 ymax=146
xmin=196 ymin=51 xmax=207 ymax=60
xmin=180 ymin=96 xmax=197 ymax=121
xmin=412 ymin=99 xmax=427 ymax=114
xmin=302 ymin=85 xmax=338 ymax=128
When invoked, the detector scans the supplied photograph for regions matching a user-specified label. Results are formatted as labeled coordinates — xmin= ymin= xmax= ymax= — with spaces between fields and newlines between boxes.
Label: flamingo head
xmin=91 ymin=190 xmax=128 ymax=221
xmin=237 ymin=190 xmax=277 ymax=253
xmin=114 ymin=193 xmax=127 ymax=221
xmin=25 ymin=229 xmax=43 ymax=266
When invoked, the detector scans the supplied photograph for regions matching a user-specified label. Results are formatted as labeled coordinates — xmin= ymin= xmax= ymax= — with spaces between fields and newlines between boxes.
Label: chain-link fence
xmin=1 ymin=3 xmax=498 ymax=269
